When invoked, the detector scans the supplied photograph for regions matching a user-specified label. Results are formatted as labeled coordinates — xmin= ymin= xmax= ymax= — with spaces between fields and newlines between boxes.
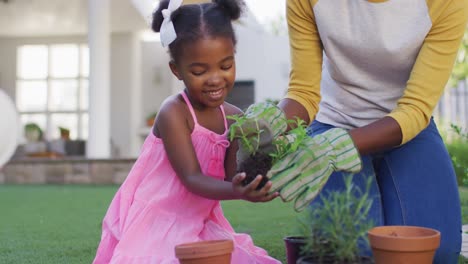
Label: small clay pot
xmin=368 ymin=225 xmax=440 ymax=264
xmin=175 ymin=239 xmax=234 ymax=264
xmin=283 ymin=236 xmax=308 ymax=264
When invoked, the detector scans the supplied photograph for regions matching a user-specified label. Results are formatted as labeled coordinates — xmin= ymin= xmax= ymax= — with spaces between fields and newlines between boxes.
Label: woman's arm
xmin=278 ymin=98 xmax=310 ymax=126
xmin=282 ymin=0 xmax=467 ymax=156
xmin=384 ymin=0 xmax=468 ymax=144
xmin=282 ymin=0 xmax=399 ymax=154
xmin=349 ymin=117 xmax=402 ymax=155
xmin=351 ymin=0 xmax=467 ymax=155
xmin=283 ymin=0 xmax=322 ymax=125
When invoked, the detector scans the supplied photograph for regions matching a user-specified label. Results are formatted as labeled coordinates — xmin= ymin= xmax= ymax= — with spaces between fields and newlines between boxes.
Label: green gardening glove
xmin=266 ymin=128 xmax=362 ymax=212
xmin=233 ymin=102 xmax=287 ymax=165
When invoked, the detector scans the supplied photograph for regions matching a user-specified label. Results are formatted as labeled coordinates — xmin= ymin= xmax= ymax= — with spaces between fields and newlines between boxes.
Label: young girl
xmin=92 ymin=0 xmax=280 ymax=263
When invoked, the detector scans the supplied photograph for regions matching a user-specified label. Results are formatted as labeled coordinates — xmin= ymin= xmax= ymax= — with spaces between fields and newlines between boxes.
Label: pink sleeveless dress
xmin=93 ymin=92 xmax=281 ymax=264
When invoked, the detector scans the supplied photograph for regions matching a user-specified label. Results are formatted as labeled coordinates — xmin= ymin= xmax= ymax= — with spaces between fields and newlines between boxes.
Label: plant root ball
xmin=237 ymin=152 xmax=273 ymax=190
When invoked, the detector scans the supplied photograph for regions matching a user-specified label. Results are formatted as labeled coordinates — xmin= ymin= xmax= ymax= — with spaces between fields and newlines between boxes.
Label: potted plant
xmin=283 ymin=235 xmax=308 ymax=264
xmin=227 ymin=113 xmax=309 ymax=189
xmin=58 ymin=126 xmax=70 ymax=140
xmin=367 ymin=225 xmax=440 ymax=264
xmin=146 ymin=111 xmax=158 ymax=127
xmin=175 ymin=239 xmax=234 ymax=264
xmin=24 ymin=123 xmax=43 ymax=142
xmin=295 ymin=174 xmax=375 ymax=264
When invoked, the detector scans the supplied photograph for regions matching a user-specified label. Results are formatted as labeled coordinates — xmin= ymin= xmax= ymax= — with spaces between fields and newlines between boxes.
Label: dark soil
xmin=237 ymin=152 xmax=273 ymax=190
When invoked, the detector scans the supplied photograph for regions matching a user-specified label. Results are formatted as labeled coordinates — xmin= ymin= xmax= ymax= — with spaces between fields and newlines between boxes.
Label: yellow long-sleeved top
xmin=286 ymin=0 xmax=468 ymax=144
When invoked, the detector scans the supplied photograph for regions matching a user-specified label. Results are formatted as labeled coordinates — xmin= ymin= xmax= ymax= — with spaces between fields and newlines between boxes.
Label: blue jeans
xmin=308 ymin=119 xmax=462 ymax=264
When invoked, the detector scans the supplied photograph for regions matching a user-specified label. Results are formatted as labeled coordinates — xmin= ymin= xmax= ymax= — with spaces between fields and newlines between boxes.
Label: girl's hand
xmin=232 ymin=173 xmax=279 ymax=202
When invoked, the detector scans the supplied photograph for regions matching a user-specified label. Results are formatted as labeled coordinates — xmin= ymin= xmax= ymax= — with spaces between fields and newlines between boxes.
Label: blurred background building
xmin=0 ymin=0 xmax=466 ymax=185
xmin=0 ymin=0 xmax=290 ymax=159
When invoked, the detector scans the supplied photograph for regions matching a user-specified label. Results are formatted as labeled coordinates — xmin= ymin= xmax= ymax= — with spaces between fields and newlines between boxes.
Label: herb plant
xmin=296 ymin=174 xmax=375 ymax=263
xmin=227 ymin=113 xmax=309 ymax=188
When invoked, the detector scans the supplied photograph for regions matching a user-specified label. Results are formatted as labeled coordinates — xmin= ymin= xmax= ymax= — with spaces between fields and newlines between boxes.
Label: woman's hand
xmin=232 ymin=102 xmax=288 ymax=166
xmin=267 ymin=128 xmax=362 ymax=212
xmin=232 ymin=173 xmax=278 ymax=202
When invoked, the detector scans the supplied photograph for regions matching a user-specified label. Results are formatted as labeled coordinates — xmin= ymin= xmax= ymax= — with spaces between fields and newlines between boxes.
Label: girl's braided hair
xmin=152 ymin=0 xmax=245 ymax=62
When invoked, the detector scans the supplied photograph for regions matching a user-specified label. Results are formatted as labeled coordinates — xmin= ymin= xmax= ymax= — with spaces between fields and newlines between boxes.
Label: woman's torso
xmin=313 ymin=0 xmax=431 ymax=128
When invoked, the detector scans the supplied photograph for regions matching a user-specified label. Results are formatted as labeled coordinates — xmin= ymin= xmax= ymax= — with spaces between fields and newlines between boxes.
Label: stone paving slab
xmin=462 ymin=225 xmax=468 ymax=257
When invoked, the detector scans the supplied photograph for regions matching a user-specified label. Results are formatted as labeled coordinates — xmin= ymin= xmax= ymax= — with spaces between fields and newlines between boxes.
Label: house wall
xmin=0 ymin=24 xmax=291 ymax=159
xmin=139 ymin=22 xmax=291 ymax=111
xmin=140 ymin=41 xmax=174 ymax=128
xmin=235 ymin=24 xmax=290 ymax=103
xmin=0 ymin=33 xmax=142 ymax=157
xmin=110 ymin=33 xmax=142 ymax=157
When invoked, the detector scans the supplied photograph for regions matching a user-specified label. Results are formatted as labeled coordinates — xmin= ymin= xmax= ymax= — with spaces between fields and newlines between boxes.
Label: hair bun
xmin=152 ymin=0 xmax=171 ymax=33
xmin=213 ymin=0 xmax=245 ymax=20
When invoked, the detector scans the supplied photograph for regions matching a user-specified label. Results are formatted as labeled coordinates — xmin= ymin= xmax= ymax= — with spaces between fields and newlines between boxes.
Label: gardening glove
xmin=233 ymin=102 xmax=287 ymax=165
xmin=266 ymin=128 xmax=362 ymax=212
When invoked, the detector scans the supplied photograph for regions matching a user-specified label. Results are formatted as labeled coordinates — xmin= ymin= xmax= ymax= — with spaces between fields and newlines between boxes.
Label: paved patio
xmin=462 ymin=225 xmax=468 ymax=257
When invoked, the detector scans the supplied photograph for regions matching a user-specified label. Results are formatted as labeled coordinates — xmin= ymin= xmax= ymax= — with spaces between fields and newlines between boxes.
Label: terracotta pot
xmin=283 ymin=236 xmax=308 ymax=264
xmin=175 ymin=239 xmax=234 ymax=264
xmin=368 ymin=225 xmax=440 ymax=264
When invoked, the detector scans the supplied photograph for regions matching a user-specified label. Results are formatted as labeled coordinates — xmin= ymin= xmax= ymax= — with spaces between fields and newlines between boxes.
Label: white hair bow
xmin=160 ymin=0 xmax=183 ymax=47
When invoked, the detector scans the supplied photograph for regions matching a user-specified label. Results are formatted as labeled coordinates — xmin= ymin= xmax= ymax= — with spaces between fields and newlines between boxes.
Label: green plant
xmin=146 ymin=111 xmax=158 ymax=126
xmin=59 ymin=126 xmax=70 ymax=139
xmin=24 ymin=123 xmax=43 ymax=142
xmin=228 ymin=114 xmax=308 ymax=165
xmin=458 ymin=254 xmax=468 ymax=264
xmin=270 ymin=119 xmax=310 ymax=163
xmin=227 ymin=113 xmax=262 ymax=155
xmin=451 ymin=124 xmax=468 ymax=140
xmin=296 ymin=174 xmax=374 ymax=263
xmin=146 ymin=111 xmax=158 ymax=121
xmin=265 ymin=98 xmax=280 ymax=105
xmin=227 ymin=103 xmax=310 ymax=188
xmin=447 ymin=124 xmax=468 ymax=186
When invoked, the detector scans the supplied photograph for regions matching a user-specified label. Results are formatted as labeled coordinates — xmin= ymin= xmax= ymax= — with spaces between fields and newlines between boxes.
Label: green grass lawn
xmin=0 ymin=185 xmax=299 ymax=264
xmin=1 ymin=185 xmax=468 ymax=264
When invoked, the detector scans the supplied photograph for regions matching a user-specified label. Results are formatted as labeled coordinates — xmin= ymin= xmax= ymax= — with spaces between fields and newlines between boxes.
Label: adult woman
xmin=238 ymin=0 xmax=468 ymax=263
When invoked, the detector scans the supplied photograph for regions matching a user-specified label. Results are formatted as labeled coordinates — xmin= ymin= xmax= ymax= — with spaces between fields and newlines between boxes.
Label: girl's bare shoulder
xmin=154 ymin=94 xmax=190 ymax=137
xmin=158 ymin=94 xmax=186 ymax=117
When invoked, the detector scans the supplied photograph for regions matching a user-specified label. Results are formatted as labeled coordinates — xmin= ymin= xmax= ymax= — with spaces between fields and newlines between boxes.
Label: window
xmin=16 ymin=44 xmax=89 ymax=140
